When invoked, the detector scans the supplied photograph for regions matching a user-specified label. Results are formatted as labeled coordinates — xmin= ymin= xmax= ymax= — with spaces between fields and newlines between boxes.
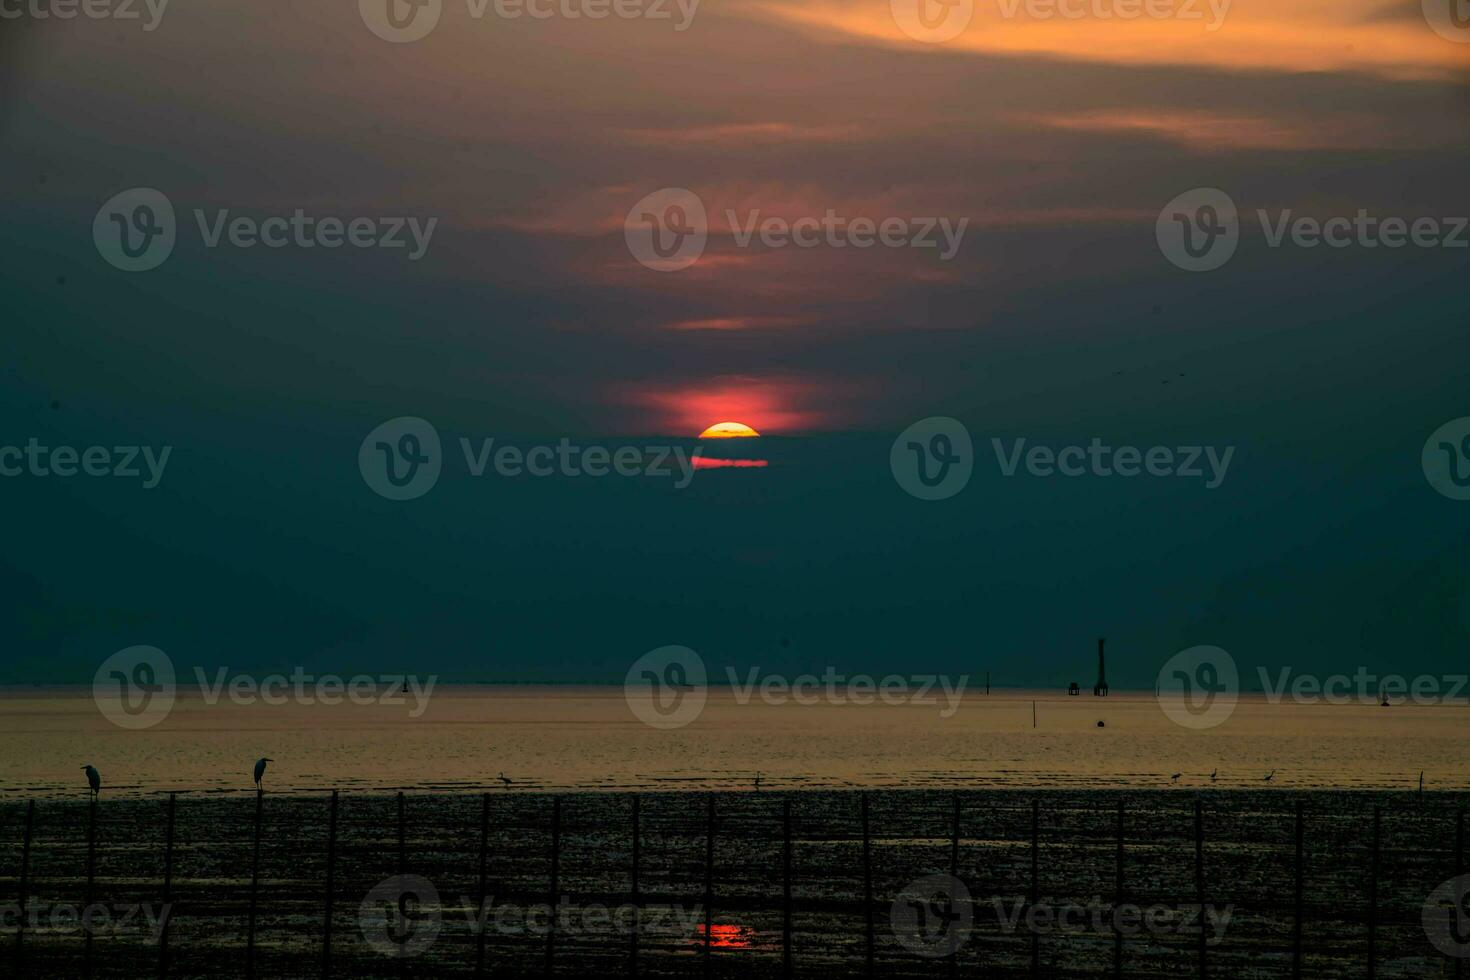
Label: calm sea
xmin=2 ymin=686 xmax=1466 ymax=797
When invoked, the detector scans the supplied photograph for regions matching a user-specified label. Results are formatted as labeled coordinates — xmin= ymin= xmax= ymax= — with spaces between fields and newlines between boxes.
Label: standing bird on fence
xmin=1263 ymin=769 xmax=1276 ymax=783
xmin=81 ymin=764 xmax=101 ymax=799
xmin=498 ymin=772 xmax=512 ymax=790
xmin=254 ymin=757 xmax=273 ymax=791
xmin=1171 ymin=773 xmax=1182 ymax=785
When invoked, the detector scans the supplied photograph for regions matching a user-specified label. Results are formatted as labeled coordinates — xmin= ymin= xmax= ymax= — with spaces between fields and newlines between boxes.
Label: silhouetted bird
xmin=81 ymin=764 xmax=100 ymax=798
xmin=754 ymin=772 xmax=762 ymax=792
xmin=254 ymin=757 xmax=273 ymax=790
xmin=1210 ymin=769 xmax=1218 ymax=783
xmin=1171 ymin=773 xmax=1182 ymax=784
xmin=1264 ymin=770 xmax=1276 ymax=783
xmin=498 ymin=772 xmax=512 ymax=790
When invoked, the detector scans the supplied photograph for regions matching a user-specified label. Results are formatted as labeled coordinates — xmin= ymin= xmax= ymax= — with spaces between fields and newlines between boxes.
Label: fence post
xmin=782 ymin=797 xmax=793 ymax=980
xmin=1292 ymin=800 xmax=1303 ymax=980
xmin=396 ymin=792 xmax=407 ymax=980
xmin=1366 ymin=806 xmax=1381 ymax=979
xmin=321 ymin=790 xmax=338 ymax=980
xmin=1112 ymin=800 xmax=1124 ymax=980
xmin=474 ymin=792 xmax=489 ymax=980
xmin=630 ymin=795 xmax=640 ymax=979
xmin=1030 ymin=800 xmax=1039 ymax=980
xmin=949 ymin=794 xmax=960 ymax=980
xmin=703 ymin=794 xmax=716 ymax=977
xmin=1455 ymin=809 xmax=1465 ymax=980
xmin=14 ymin=799 xmax=34 ymax=969
xmin=861 ymin=792 xmax=873 ymax=978
xmin=1194 ymin=798 xmax=1206 ymax=979
xmin=160 ymin=792 xmax=177 ymax=978
xmin=546 ymin=798 xmax=560 ymax=977
xmin=246 ymin=789 xmax=263 ymax=980
xmin=84 ymin=793 xmax=98 ymax=979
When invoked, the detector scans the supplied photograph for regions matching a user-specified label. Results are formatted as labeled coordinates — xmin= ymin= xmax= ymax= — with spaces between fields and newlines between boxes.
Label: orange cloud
xmin=750 ymin=0 xmax=1469 ymax=80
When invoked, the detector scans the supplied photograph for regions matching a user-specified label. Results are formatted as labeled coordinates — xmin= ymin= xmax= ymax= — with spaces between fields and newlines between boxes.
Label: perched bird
xmin=1264 ymin=770 xmax=1276 ymax=783
xmin=498 ymin=772 xmax=512 ymax=790
xmin=81 ymin=764 xmax=101 ymax=799
xmin=254 ymin=757 xmax=273 ymax=790
xmin=754 ymin=772 xmax=762 ymax=793
xmin=1210 ymin=769 xmax=1218 ymax=783
xmin=1171 ymin=773 xmax=1182 ymax=784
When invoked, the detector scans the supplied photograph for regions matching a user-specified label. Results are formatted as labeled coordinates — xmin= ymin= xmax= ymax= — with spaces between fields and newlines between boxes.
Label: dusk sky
xmin=2 ymin=0 xmax=1467 ymax=686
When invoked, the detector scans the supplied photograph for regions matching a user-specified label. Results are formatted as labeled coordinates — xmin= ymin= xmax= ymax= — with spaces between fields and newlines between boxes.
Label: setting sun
xmin=698 ymin=422 xmax=761 ymax=438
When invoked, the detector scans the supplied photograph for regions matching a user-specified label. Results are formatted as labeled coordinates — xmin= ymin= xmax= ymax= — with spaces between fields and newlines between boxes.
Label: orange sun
xmin=698 ymin=421 xmax=761 ymax=438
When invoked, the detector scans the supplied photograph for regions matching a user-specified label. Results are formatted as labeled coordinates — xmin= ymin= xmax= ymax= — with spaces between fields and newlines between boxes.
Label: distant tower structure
xmin=1093 ymin=637 xmax=1109 ymax=696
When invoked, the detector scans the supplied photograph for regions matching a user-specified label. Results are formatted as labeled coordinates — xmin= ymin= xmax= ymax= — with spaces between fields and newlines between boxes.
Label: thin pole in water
xmin=703 ymin=794 xmax=715 ymax=978
xmin=1292 ymin=800 xmax=1304 ymax=980
xmin=246 ymin=789 xmax=263 ymax=980
xmin=1194 ymin=798 xmax=1206 ymax=979
xmin=474 ymin=792 xmax=490 ymax=980
xmin=1030 ymin=800 xmax=1039 ymax=979
xmin=1112 ymin=800 xmax=1124 ymax=979
xmin=396 ymin=792 xmax=407 ymax=980
xmin=1455 ymin=809 xmax=1465 ymax=980
xmin=160 ymin=792 xmax=177 ymax=979
xmin=14 ymin=799 xmax=34 ymax=969
xmin=83 ymin=793 xmax=98 ymax=979
xmin=545 ymin=798 xmax=560 ymax=977
xmin=782 ymin=797 xmax=793 ymax=980
xmin=321 ymin=790 xmax=338 ymax=980
xmin=949 ymin=794 xmax=960 ymax=980
xmin=630 ymin=795 xmax=640 ymax=979
xmin=861 ymin=792 xmax=874 ymax=978
xmin=1367 ymin=806 xmax=1381 ymax=979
